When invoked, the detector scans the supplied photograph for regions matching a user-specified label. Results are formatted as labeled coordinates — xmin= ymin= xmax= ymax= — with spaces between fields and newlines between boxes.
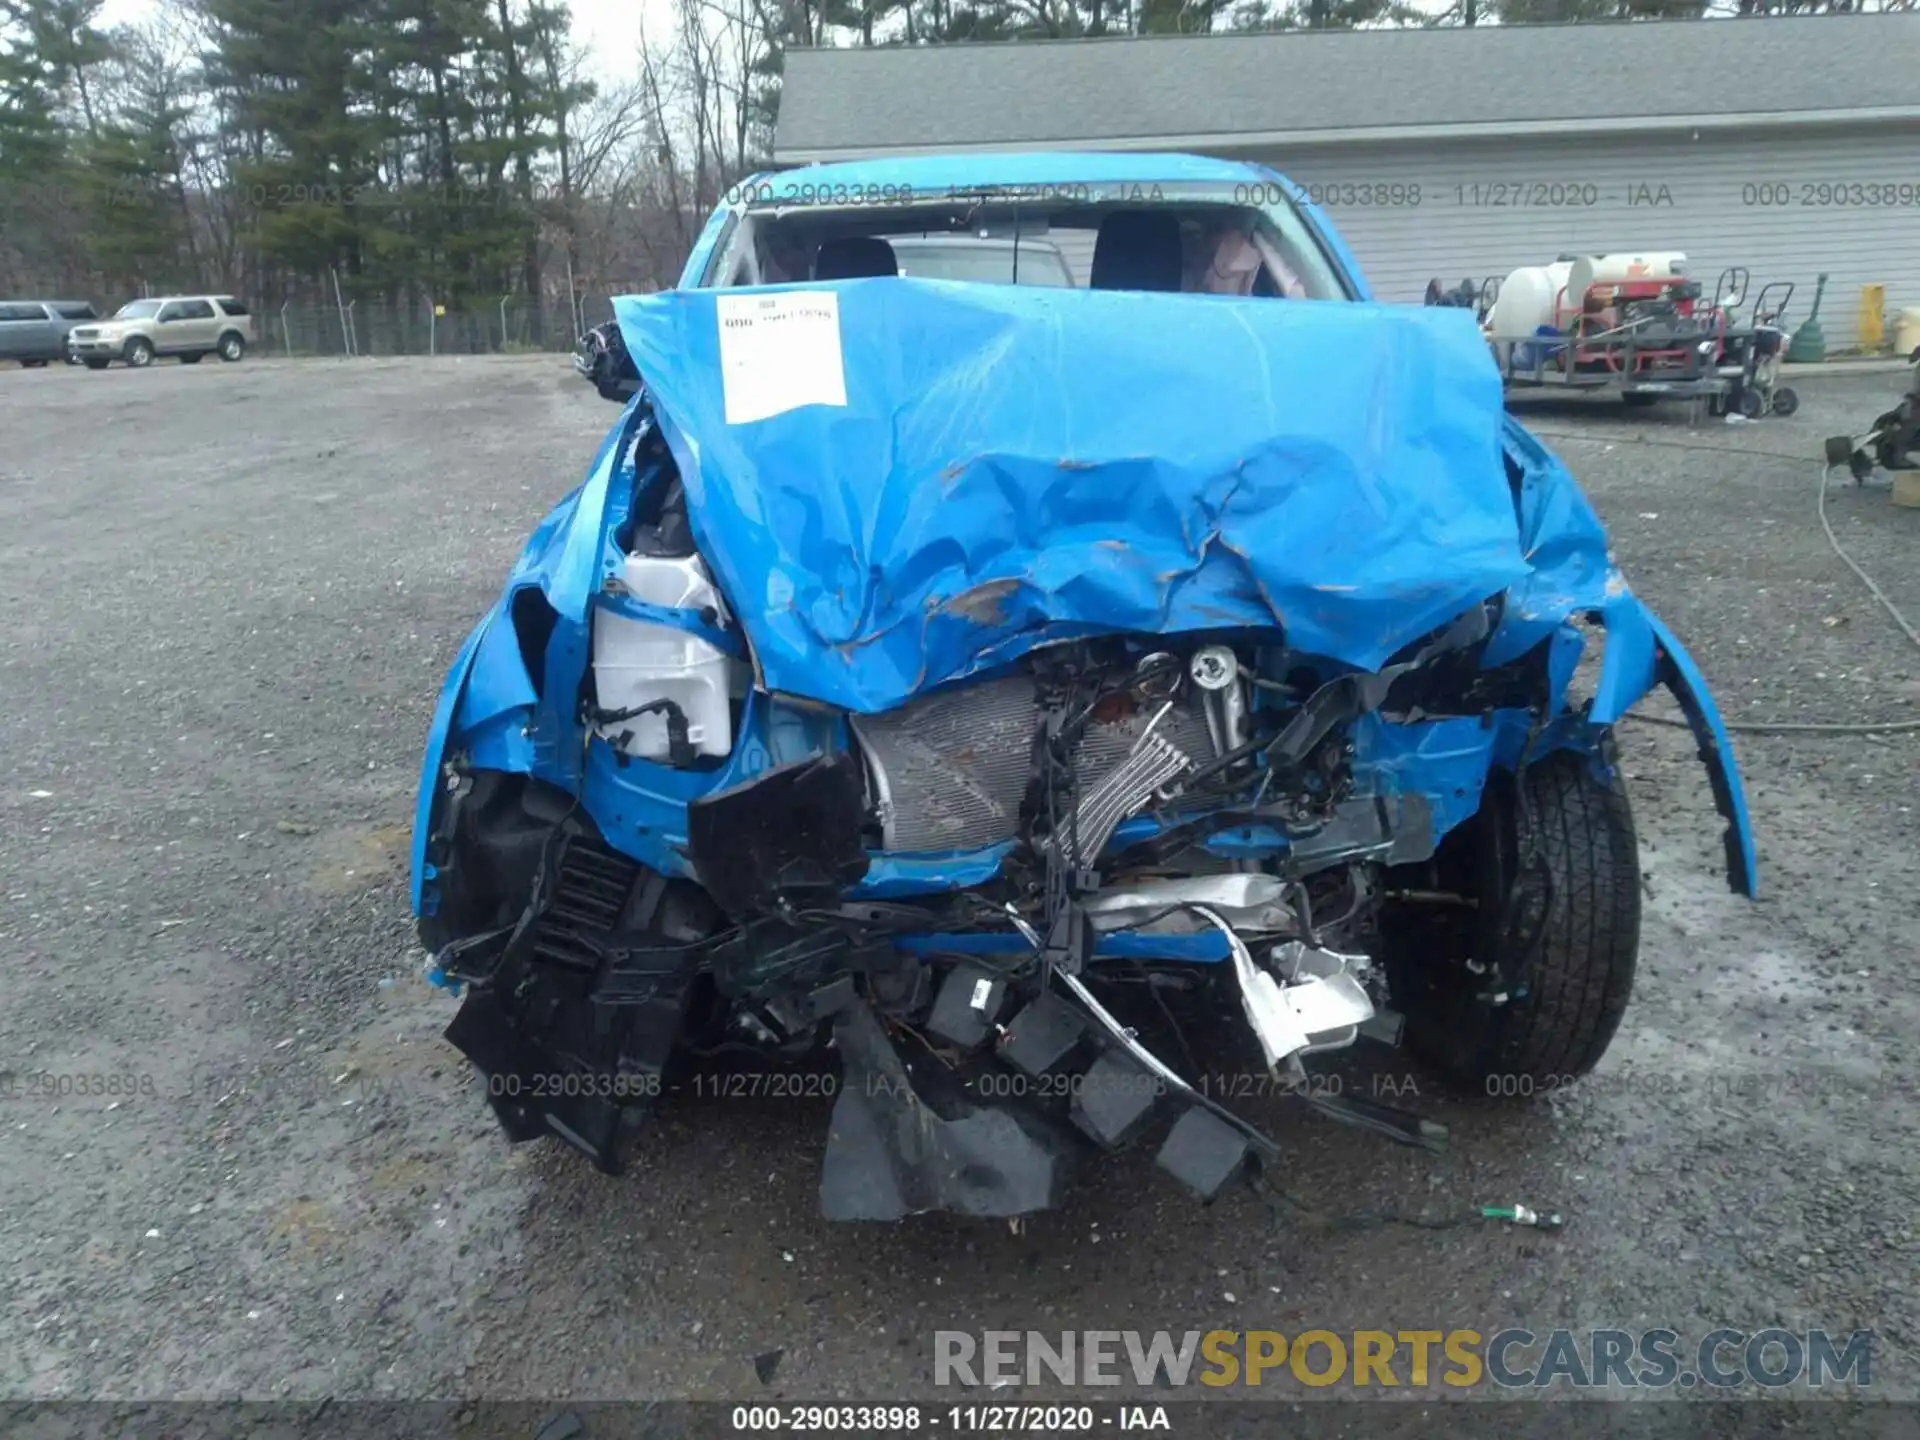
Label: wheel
xmin=1738 ymin=388 xmax=1765 ymax=419
xmin=83 ymin=359 xmax=109 ymax=371
xmin=217 ymin=331 xmax=246 ymax=362
xmin=1770 ymin=387 xmax=1799 ymax=418
xmin=180 ymin=352 xmax=204 ymax=364
xmin=1707 ymin=393 xmax=1726 ymax=417
xmin=22 ymin=358 xmax=50 ymax=369
xmin=124 ymin=337 xmax=154 ymax=368
xmin=63 ymin=348 xmax=81 ymax=365
xmin=1386 ymin=747 xmax=1641 ymax=1092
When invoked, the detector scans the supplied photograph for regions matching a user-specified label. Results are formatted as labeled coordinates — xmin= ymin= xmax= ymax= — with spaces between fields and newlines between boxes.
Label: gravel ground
xmin=2 ymin=356 xmax=1916 ymax=1420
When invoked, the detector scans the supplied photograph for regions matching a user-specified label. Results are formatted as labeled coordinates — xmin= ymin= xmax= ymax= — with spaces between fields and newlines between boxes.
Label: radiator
xmin=850 ymin=675 xmax=1216 ymax=853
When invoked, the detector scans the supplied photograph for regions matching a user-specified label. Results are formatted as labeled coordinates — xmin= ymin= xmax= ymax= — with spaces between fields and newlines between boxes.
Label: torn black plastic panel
xmin=819 ymin=1002 xmax=1072 ymax=1221
xmin=684 ymin=752 xmax=870 ymax=916
xmin=439 ymin=825 xmax=712 ymax=1174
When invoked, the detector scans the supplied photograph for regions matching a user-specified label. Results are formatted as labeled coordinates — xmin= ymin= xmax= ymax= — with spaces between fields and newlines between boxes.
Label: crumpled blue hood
xmin=617 ymin=281 xmax=1528 ymax=714
xmin=412 ymin=273 xmax=1760 ymax=922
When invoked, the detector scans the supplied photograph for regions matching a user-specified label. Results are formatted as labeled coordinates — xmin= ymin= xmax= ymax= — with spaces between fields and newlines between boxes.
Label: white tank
xmin=591 ymin=551 xmax=735 ymax=761
xmin=1893 ymin=306 xmax=1920 ymax=360
xmin=1565 ymin=252 xmax=1688 ymax=304
xmin=1486 ymin=262 xmax=1574 ymax=340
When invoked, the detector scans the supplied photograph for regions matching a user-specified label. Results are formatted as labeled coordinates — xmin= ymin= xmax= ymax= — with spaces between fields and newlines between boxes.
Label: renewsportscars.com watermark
xmin=935 ymin=1328 xmax=1874 ymax=1391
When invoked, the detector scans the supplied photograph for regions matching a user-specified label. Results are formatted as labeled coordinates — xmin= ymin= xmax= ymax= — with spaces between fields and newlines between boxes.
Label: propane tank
xmin=1486 ymin=261 xmax=1575 ymax=340
xmin=1565 ymin=252 xmax=1688 ymax=304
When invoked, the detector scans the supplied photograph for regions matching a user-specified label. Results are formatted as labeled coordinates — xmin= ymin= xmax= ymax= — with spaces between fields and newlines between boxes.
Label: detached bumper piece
xmin=440 ymin=826 xmax=710 ymax=1173
xmin=821 ymin=1002 xmax=1074 ymax=1221
xmin=822 ymin=972 xmax=1305 ymax=1220
xmin=818 ymin=978 xmax=1276 ymax=1219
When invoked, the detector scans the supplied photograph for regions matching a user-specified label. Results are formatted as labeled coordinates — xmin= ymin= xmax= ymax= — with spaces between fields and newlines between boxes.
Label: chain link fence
xmin=255 ymin=289 xmax=654 ymax=359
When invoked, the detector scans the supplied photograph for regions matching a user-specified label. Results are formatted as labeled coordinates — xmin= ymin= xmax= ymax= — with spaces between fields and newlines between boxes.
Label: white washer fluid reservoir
xmin=591 ymin=551 xmax=734 ymax=761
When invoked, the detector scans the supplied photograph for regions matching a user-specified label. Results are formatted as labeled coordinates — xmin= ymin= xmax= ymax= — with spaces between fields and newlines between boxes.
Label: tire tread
xmin=1493 ymin=751 xmax=1641 ymax=1079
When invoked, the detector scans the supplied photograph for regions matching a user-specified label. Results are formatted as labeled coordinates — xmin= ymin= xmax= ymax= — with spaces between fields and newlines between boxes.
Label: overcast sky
xmin=95 ymin=0 xmax=673 ymax=85
xmin=88 ymin=0 xmax=1466 ymax=99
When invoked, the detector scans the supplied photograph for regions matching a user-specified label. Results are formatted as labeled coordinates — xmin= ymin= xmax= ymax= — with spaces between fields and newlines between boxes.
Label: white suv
xmin=68 ymin=296 xmax=255 ymax=369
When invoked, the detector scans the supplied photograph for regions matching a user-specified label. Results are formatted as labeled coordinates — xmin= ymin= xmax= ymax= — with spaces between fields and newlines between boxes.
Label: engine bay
xmin=422 ymin=469 xmax=1566 ymax=1216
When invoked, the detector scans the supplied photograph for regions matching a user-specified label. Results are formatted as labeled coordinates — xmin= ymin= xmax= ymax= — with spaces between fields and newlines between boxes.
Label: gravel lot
xmin=3 ymin=355 xmax=1917 ymax=1421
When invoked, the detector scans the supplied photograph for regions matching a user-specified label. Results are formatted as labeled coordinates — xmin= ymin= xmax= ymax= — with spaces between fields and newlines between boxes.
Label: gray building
xmin=774 ymin=14 xmax=1920 ymax=323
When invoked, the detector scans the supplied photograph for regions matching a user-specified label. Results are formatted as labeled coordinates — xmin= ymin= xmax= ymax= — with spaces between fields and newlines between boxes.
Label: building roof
xmin=773 ymin=13 xmax=1920 ymax=161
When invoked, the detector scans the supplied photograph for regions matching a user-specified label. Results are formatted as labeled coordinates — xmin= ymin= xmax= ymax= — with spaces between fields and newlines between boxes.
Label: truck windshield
xmin=114 ymin=300 xmax=164 ymax=319
xmin=714 ymin=180 xmax=1352 ymax=300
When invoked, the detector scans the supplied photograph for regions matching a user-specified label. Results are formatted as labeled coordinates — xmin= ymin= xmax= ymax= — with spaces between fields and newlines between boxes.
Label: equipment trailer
xmin=1473 ymin=256 xmax=1794 ymax=417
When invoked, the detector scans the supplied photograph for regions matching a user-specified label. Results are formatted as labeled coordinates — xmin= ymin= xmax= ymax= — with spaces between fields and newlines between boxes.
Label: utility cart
xmin=1714 ymin=280 xmax=1797 ymax=418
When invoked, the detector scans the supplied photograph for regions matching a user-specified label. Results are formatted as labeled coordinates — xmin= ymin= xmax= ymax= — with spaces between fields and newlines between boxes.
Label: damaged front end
xmin=411 ymin=272 xmax=1756 ymax=1220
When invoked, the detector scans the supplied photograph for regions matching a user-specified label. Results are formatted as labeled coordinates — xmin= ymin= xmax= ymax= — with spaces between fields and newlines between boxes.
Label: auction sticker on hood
xmin=716 ymin=291 xmax=848 ymax=425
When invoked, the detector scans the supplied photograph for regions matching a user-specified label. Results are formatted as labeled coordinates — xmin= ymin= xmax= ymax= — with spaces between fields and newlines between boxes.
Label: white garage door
xmin=1250 ymin=125 xmax=1920 ymax=333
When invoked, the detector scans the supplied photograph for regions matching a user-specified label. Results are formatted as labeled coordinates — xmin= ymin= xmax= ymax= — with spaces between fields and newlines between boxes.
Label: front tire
xmin=217 ymin=332 xmax=246 ymax=362
xmin=1770 ymin=387 xmax=1799 ymax=418
xmin=83 ymin=359 xmax=110 ymax=371
xmin=124 ymin=337 xmax=154 ymax=368
xmin=22 ymin=359 xmax=50 ymax=369
xmin=180 ymin=352 xmax=204 ymax=364
xmin=1391 ymin=748 xmax=1641 ymax=1092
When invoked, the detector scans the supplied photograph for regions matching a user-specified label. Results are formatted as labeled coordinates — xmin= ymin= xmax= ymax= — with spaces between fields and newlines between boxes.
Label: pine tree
xmin=0 ymin=1 xmax=77 ymax=291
